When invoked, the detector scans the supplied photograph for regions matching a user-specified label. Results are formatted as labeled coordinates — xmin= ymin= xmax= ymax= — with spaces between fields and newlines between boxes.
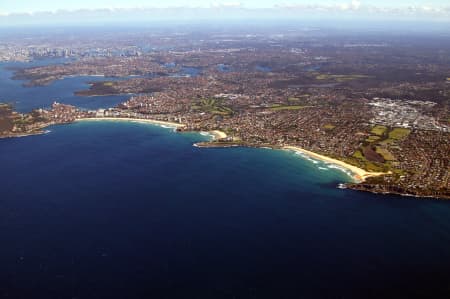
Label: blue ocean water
xmin=1 ymin=122 xmax=450 ymax=298
xmin=1 ymin=60 xmax=450 ymax=298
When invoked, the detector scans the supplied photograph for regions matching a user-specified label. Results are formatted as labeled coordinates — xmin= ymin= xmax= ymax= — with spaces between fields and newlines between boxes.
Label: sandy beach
xmin=77 ymin=117 xmax=186 ymax=128
xmin=283 ymin=145 xmax=387 ymax=182
xmin=209 ymin=130 xmax=228 ymax=140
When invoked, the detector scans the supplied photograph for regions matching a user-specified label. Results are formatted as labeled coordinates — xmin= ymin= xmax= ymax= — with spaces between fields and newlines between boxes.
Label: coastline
xmin=76 ymin=118 xmax=228 ymax=142
xmin=0 ymin=130 xmax=46 ymax=139
xmin=2 ymin=119 xmax=445 ymax=199
xmin=194 ymin=139 xmax=386 ymax=183
xmin=283 ymin=145 xmax=387 ymax=183
xmin=0 ymin=117 xmax=387 ymax=184
xmin=76 ymin=117 xmax=186 ymax=128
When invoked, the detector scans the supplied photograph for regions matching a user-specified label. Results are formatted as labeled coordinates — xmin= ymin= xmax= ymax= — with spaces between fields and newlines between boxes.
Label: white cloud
xmin=351 ymin=0 xmax=361 ymax=10
xmin=1 ymin=2 xmax=449 ymax=21
xmin=339 ymin=3 xmax=350 ymax=11
xmin=210 ymin=2 xmax=243 ymax=8
xmin=274 ymin=1 xmax=450 ymax=17
xmin=277 ymin=1 xmax=363 ymax=11
xmin=336 ymin=1 xmax=361 ymax=11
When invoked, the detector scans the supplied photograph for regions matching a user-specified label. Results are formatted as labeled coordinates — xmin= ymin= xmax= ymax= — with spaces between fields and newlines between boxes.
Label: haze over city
xmin=1 ymin=0 xmax=450 ymax=26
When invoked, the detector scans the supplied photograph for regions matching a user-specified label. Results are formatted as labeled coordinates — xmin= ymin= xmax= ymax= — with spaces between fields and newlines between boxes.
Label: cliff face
xmin=0 ymin=104 xmax=19 ymax=136
xmin=348 ymin=183 xmax=450 ymax=200
xmin=0 ymin=116 xmax=15 ymax=134
xmin=0 ymin=104 xmax=50 ymax=138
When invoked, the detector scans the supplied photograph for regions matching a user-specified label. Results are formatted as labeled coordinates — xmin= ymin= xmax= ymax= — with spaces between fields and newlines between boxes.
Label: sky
xmin=1 ymin=0 xmax=449 ymax=12
xmin=0 ymin=0 xmax=449 ymax=25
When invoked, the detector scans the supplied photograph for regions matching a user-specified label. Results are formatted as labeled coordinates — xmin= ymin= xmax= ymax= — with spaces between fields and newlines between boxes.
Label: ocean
xmin=1 ymin=61 xmax=450 ymax=298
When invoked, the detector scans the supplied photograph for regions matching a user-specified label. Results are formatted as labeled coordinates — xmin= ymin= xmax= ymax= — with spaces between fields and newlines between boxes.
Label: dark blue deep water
xmin=1 ymin=60 xmax=450 ymax=299
xmin=2 ymin=122 xmax=450 ymax=299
